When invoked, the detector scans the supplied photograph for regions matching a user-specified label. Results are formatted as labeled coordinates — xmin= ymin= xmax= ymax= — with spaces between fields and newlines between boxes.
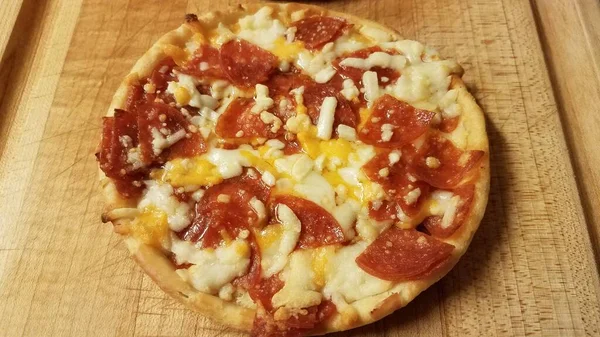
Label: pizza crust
xmin=98 ymin=2 xmax=489 ymax=334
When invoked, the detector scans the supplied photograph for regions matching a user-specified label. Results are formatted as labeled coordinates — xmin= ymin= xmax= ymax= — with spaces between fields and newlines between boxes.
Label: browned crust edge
xmin=97 ymin=2 xmax=490 ymax=335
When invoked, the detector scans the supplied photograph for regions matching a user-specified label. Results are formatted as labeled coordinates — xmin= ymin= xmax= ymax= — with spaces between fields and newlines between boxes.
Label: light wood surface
xmin=1 ymin=0 xmax=599 ymax=336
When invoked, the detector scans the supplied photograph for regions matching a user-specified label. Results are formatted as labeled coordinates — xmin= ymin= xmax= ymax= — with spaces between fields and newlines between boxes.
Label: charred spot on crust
xmin=185 ymin=13 xmax=198 ymax=22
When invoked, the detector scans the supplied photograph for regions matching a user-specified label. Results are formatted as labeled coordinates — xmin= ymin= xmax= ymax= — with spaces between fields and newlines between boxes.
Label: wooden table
xmin=1 ymin=0 xmax=599 ymax=336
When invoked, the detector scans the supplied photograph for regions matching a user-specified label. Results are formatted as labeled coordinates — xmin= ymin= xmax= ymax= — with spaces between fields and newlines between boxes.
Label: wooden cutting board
xmin=1 ymin=0 xmax=599 ymax=336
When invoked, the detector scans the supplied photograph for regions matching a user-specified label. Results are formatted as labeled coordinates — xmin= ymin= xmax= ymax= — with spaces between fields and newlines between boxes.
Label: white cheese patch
xmin=362 ymin=71 xmax=380 ymax=106
xmin=323 ymin=242 xmax=392 ymax=302
xmin=262 ymin=171 xmax=276 ymax=186
xmin=249 ymin=197 xmax=267 ymax=221
xmin=291 ymin=154 xmax=314 ymax=181
xmin=314 ymin=66 xmax=337 ymax=83
xmin=337 ymin=124 xmax=357 ymax=141
xmin=332 ymin=200 xmax=359 ymax=240
xmin=403 ymin=187 xmax=422 ymax=205
xmin=172 ymin=238 xmax=250 ymax=294
xmin=339 ymin=52 xmax=406 ymax=71
xmin=385 ymin=60 xmax=461 ymax=104
xmin=316 ymin=96 xmax=337 ymax=140
xmin=251 ymin=84 xmax=274 ymax=113
xmin=340 ymin=79 xmax=359 ymax=101
xmin=441 ymin=195 xmax=461 ymax=229
xmin=380 ymin=124 xmax=394 ymax=142
xmin=438 ymin=88 xmax=461 ymax=118
xmin=381 ymin=40 xmax=425 ymax=64
xmin=261 ymin=204 xmax=302 ymax=277
xmin=150 ymin=128 xmax=186 ymax=156
xmin=166 ymin=73 xmax=218 ymax=109
xmin=293 ymin=172 xmax=336 ymax=211
xmin=205 ymin=147 xmax=252 ymax=179
xmin=237 ymin=7 xmax=287 ymax=50
xmin=272 ymin=250 xmax=323 ymax=309
xmin=138 ymin=182 xmax=191 ymax=231
xmin=355 ymin=207 xmax=392 ymax=242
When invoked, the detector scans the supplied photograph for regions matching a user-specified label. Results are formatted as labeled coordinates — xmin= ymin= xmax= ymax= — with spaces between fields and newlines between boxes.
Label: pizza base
xmin=98 ymin=2 xmax=490 ymax=335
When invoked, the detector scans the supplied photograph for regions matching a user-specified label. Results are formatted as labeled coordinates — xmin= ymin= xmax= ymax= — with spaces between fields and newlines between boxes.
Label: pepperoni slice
xmin=137 ymin=102 xmax=206 ymax=164
xmin=403 ymin=131 xmax=485 ymax=189
xmin=215 ymin=97 xmax=283 ymax=139
xmin=303 ymin=81 xmax=357 ymax=129
xmin=333 ymin=46 xmax=401 ymax=85
xmin=356 ymin=227 xmax=454 ymax=281
xmin=248 ymin=274 xmax=284 ymax=312
xmin=363 ymin=151 xmax=431 ymax=217
xmin=97 ymin=110 xmax=145 ymax=198
xmin=180 ymin=171 xmax=270 ymax=248
xmin=292 ymin=16 xmax=348 ymax=50
xmin=358 ymin=95 xmax=435 ymax=148
xmin=368 ymin=200 xmax=397 ymax=221
xmin=220 ymin=39 xmax=278 ymax=87
xmin=271 ymin=195 xmax=345 ymax=249
xmin=148 ymin=57 xmax=177 ymax=92
xmin=125 ymin=85 xmax=145 ymax=113
xmin=182 ymin=44 xmax=227 ymax=80
xmin=423 ymin=184 xmax=475 ymax=238
xmin=264 ymin=71 xmax=310 ymax=122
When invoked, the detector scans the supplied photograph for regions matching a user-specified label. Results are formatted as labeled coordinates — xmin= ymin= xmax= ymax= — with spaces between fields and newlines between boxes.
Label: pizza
xmin=96 ymin=3 xmax=489 ymax=336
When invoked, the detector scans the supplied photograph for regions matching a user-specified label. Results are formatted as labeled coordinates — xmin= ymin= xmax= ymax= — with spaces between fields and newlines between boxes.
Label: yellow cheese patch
xmin=174 ymin=87 xmax=191 ymax=106
xmin=272 ymin=37 xmax=304 ymax=60
xmin=255 ymin=224 xmax=284 ymax=251
xmin=241 ymin=150 xmax=282 ymax=179
xmin=130 ymin=206 xmax=169 ymax=247
xmin=322 ymin=171 xmax=362 ymax=200
xmin=311 ymin=246 xmax=335 ymax=289
xmin=297 ymin=129 xmax=354 ymax=165
xmin=161 ymin=157 xmax=222 ymax=187
xmin=358 ymin=107 xmax=371 ymax=129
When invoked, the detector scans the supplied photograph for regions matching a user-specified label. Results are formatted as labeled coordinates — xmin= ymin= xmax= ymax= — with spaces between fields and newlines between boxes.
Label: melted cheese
xmin=271 ymin=250 xmax=323 ymax=309
xmin=339 ymin=52 xmax=406 ymax=71
xmin=167 ymin=73 xmax=217 ymax=109
xmin=172 ymin=238 xmax=251 ymax=294
xmin=162 ymin=157 xmax=222 ymax=187
xmin=323 ymin=242 xmax=392 ymax=302
xmin=258 ymin=204 xmax=301 ymax=277
xmin=237 ymin=7 xmax=287 ymax=50
xmin=206 ymin=147 xmax=253 ymax=179
xmin=316 ymin=97 xmax=337 ymax=140
xmin=138 ymin=182 xmax=191 ymax=232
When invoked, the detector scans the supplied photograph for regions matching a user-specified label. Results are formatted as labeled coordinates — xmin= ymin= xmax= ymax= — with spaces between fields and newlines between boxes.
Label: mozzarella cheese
xmin=316 ymin=97 xmax=337 ymax=140
xmin=259 ymin=204 xmax=302 ymax=277
xmin=167 ymin=73 xmax=218 ymax=109
xmin=340 ymin=79 xmax=359 ymax=101
xmin=323 ymin=242 xmax=392 ymax=303
xmin=172 ymin=238 xmax=251 ymax=294
xmin=339 ymin=52 xmax=406 ymax=71
xmin=362 ymin=71 xmax=380 ymax=105
xmin=205 ymin=147 xmax=253 ymax=179
xmin=251 ymin=84 xmax=274 ymax=113
xmin=138 ymin=181 xmax=191 ymax=231
xmin=272 ymin=250 xmax=323 ymax=309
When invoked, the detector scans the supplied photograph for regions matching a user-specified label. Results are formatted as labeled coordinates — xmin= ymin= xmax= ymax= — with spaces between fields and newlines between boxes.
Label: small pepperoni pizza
xmin=97 ymin=3 xmax=489 ymax=336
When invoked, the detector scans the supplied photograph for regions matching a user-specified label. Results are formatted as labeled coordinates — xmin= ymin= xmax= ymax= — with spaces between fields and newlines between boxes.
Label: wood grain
xmin=0 ymin=0 xmax=599 ymax=336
